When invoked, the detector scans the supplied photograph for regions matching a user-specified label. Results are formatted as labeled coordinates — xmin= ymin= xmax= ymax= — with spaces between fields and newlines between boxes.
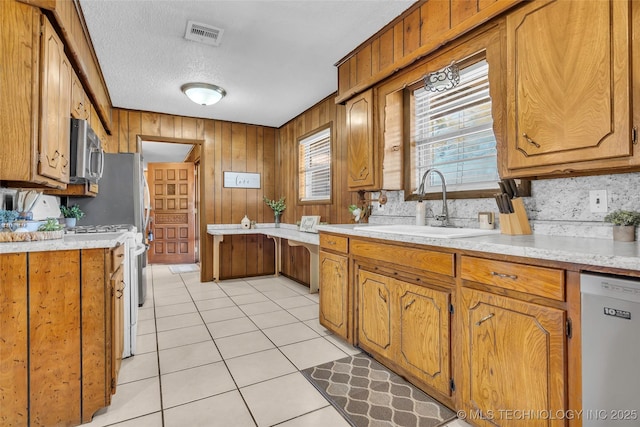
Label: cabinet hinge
xmin=449 ymin=304 xmax=454 ymax=314
xmin=450 ymin=379 xmax=456 ymax=392
xmin=632 ymin=126 xmax=638 ymax=145
xmin=566 ymin=318 xmax=572 ymax=339
xmin=111 ymin=378 xmax=116 ymax=390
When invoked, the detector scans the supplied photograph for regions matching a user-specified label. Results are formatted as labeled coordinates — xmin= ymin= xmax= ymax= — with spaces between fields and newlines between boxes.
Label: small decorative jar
xmin=241 ymin=215 xmax=251 ymax=229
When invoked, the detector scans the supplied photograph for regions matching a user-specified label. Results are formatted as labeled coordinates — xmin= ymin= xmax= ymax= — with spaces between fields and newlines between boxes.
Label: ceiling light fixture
xmin=181 ymin=83 xmax=227 ymax=105
xmin=424 ymin=61 xmax=460 ymax=93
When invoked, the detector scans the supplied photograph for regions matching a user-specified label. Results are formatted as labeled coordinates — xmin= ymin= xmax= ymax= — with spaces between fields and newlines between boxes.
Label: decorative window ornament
xmin=424 ymin=61 xmax=460 ymax=93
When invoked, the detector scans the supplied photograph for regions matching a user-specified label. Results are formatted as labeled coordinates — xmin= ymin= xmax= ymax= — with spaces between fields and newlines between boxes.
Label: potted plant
xmin=60 ymin=204 xmax=84 ymax=227
xmin=263 ymin=196 xmax=286 ymax=228
xmin=604 ymin=209 xmax=640 ymax=242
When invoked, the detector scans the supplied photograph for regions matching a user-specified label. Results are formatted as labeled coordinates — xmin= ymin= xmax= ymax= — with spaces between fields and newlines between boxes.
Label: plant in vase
xmin=604 ymin=209 xmax=640 ymax=242
xmin=263 ymin=196 xmax=286 ymax=228
xmin=60 ymin=204 xmax=84 ymax=227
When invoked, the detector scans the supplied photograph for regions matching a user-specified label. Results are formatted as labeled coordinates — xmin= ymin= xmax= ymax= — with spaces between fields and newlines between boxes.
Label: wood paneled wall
xmin=277 ymin=95 xmax=358 ymax=283
xmin=107 ymin=108 xmax=277 ymax=281
xmin=335 ymin=0 xmax=521 ymax=103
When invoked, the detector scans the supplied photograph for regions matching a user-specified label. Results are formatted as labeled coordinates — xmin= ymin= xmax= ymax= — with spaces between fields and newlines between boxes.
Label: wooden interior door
xmin=148 ymin=162 xmax=196 ymax=264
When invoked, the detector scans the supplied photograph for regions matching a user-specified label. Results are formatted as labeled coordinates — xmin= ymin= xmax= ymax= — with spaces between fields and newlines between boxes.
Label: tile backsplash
xmin=369 ymin=172 xmax=640 ymax=239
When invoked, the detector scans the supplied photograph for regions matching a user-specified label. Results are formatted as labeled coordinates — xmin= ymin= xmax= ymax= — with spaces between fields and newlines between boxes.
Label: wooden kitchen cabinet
xmin=110 ymin=255 xmax=125 ymax=393
xmin=357 ymin=268 xmax=452 ymax=397
xmin=459 ymin=287 xmax=567 ymax=427
xmin=0 ymin=248 xmax=118 ymax=426
xmin=346 ymin=89 xmax=380 ymax=190
xmin=357 ymin=269 xmax=393 ymax=359
xmin=39 ymin=15 xmax=72 ymax=184
xmin=71 ymin=70 xmax=90 ymax=120
xmin=504 ymin=0 xmax=635 ymax=178
xmin=0 ymin=2 xmax=70 ymax=189
xmin=396 ymin=281 xmax=451 ymax=397
xmin=319 ymin=250 xmax=349 ymax=339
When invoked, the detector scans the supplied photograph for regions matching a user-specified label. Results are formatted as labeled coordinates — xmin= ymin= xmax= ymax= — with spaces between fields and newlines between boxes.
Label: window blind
xmin=299 ymin=127 xmax=331 ymax=201
xmin=413 ymin=59 xmax=499 ymax=194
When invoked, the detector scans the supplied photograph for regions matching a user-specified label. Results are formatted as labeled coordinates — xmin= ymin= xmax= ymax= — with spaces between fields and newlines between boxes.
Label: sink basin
xmin=354 ymin=224 xmax=499 ymax=238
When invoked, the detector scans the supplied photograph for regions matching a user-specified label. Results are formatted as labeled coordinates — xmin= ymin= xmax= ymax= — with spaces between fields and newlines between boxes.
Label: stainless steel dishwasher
xmin=581 ymin=272 xmax=640 ymax=427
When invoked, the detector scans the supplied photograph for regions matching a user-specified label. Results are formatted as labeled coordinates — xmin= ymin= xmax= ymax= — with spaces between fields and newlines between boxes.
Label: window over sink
xmin=406 ymin=52 xmax=499 ymax=198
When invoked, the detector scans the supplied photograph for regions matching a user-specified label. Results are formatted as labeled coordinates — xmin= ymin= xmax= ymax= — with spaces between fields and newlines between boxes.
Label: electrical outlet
xmin=589 ymin=190 xmax=608 ymax=213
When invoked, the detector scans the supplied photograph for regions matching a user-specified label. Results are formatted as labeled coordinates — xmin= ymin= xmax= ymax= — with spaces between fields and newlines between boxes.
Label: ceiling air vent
xmin=184 ymin=20 xmax=224 ymax=46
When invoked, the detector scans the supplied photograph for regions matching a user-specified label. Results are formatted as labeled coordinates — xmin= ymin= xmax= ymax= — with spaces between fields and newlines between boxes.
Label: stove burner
xmin=67 ymin=224 xmax=135 ymax=234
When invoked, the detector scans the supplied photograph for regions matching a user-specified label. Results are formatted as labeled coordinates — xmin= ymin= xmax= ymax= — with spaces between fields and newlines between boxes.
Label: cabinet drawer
xmin=351 ymin=239 xmax=454 ymax=277
xmin=320 ymin=234 xmax=348 ymax=254
xmin=460 ymin=256 xmax=565 ymax=301
xmin=109 ymin=244 xmax=125 ymax=273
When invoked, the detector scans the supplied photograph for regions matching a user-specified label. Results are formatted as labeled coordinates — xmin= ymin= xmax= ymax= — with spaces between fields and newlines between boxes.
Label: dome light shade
xmin=181 ymin=83 xmax=226 ymax=105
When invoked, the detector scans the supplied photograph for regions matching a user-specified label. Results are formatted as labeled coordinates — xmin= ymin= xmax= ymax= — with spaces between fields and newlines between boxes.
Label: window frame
xmin=373 ymin=23 xmax=529 ymax=200
xmin=296 ymin=122 xmax=333 ymax=205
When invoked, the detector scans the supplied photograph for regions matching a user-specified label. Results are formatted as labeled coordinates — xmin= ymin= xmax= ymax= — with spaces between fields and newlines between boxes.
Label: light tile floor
xmin=86 ymin=264 xmax=469 ymax=427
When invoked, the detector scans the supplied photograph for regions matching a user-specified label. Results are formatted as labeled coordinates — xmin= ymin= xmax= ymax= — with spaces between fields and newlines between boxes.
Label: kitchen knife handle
xmin=507 ymin=179 xmax=518 ymax=198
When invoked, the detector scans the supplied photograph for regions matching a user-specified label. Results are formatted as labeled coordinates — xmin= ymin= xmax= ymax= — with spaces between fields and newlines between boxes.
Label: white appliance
xmin=581 ymin=272 xmax=640 ymax=427
xmin=68 ymin=224 xmax=144 ymax=357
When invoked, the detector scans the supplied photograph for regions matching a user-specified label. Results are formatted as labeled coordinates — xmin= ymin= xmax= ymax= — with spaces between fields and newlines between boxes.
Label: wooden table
xmin=207 ymin=224 xmax=320 ymax=293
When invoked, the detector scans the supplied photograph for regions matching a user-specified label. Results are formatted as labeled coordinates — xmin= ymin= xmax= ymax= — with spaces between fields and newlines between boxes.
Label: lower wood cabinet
xmin=0 ymin=248 xmax=119 ymax=426
xmin=319 ymin=250 xmax=349 ymax=338
xmin=459 ymin=287 xmax=567 ymax=427
xmin=111 ymin=262 xmax=125 ymax=394
xmin=357 ymin=268 xmax=452 ymax=397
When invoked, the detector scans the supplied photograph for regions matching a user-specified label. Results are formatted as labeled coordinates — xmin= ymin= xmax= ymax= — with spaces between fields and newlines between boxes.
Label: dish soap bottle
xmin=241 ymin=215 xmax=251 ymax=229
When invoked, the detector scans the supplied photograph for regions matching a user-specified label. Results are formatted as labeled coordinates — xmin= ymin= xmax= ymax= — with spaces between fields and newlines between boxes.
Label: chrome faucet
xmin=417 ymin=168 xmax=449 ymax=227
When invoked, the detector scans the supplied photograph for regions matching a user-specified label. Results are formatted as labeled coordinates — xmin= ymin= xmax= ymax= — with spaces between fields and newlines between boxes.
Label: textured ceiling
xmin=79 ymin=0 xmax=415 ymax=128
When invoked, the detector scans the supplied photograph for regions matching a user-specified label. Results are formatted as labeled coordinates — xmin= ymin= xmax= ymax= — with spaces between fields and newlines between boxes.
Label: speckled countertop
xmin=0 ymin=231 xmax=133 ymax=254
xmin=316 ymin=224 xmax=640 ymax=273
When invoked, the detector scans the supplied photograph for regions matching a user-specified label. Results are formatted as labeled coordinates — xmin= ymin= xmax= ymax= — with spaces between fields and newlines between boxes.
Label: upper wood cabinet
xmin=346 ymin=89 xmax=379 ymax=190
xmin=71 ymin=70 xmax=90 ymax=120
xmin=504 ymin=0 xmax=635 ymax=177
xmin=39 ymin=16 xmax=72 ymax=184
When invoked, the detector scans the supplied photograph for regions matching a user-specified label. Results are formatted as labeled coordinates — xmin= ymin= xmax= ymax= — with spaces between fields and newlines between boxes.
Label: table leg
xmin=287 ymin=240 xmax=319 ymax=294
xmin=266 ymin=235 xmax=282 ymax=277
xmin=212 ymin=235 xmax=224 ymax=282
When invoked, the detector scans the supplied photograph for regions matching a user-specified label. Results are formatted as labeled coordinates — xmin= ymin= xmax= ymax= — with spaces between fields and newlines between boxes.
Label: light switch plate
xmin=589 ymin=190 xmax=608 ymax=213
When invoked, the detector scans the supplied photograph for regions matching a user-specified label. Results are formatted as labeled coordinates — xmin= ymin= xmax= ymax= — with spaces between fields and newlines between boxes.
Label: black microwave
xmin=69 ymin=118 xmax=104 ymax=183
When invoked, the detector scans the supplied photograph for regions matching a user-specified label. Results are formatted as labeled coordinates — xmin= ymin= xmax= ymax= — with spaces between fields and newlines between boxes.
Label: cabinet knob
xmin=404 ymin=299 xmax=416 ymax=310
xmin=522 ymin=133 xmax=541 ymax=148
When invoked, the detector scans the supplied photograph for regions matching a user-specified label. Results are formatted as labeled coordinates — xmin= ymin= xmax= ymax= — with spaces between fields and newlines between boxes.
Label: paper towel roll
xmin=416 ymin=202 xmax=426 ymax=226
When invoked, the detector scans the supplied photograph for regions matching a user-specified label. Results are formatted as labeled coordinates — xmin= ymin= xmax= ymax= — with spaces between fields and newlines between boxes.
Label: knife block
xmin=500 ymin=198 xmax=531 ymax=235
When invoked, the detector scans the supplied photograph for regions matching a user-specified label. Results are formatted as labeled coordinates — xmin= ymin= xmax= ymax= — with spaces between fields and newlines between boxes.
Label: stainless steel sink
xmin=354 ymin=224 xmax=499 ymax=238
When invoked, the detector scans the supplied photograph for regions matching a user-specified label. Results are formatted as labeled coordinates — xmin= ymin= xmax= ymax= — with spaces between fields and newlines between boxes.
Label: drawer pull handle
xmin=522 ymin=133 xmax=541 ymax=148
xmin=475 ymin=313 xmax=495 ymax=326
xmin=404 ymin=299 xmax=415 ymax=310
xmin=378 ymin=288 xmax=387 ymax=303
xmin=327 ymin=241 xmax=336 ymax=245
xmin=491 ymin=271 xmax=518 ymax=280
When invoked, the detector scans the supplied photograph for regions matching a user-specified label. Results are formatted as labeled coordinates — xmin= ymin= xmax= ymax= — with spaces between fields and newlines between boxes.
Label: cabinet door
xmin=460 ymin=288 xmax=566 ymax=427
xmin=346 ymin=89 xmax=378 ymax=190
xmin=396 ymin=282 xmax=451 ymax=396
xmin=506 ymin=0 xmax=631 ymax=171
xmin=357 ymin=270 xmax=392 ymax=358
xmin=111 ymin=265 xmax=125 ymax=394
xmin=71 ymin=71 xmax=89 ymax=120
xmin=39 ymin=17 xmax=71 ymax=183
xmin=0 ymin=254 xmax=28 ymax=427
xmin=319 ymin=250 xmax=349 ymax=339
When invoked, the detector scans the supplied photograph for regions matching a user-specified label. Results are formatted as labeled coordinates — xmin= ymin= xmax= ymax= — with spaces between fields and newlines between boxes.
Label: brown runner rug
xmin=302 ymin=353 xmax=457 ymax=427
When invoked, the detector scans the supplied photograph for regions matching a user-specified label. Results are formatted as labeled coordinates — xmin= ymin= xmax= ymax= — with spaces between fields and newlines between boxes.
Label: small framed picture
xmin=299 ymin=215 xmax=320 ymax=233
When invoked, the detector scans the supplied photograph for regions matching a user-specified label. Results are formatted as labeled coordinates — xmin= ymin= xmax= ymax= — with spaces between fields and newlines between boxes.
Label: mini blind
xmin=413 ymin=59 xmax=499 ymax=194
xmin=299 ymin=127 xmax=331 ymax=201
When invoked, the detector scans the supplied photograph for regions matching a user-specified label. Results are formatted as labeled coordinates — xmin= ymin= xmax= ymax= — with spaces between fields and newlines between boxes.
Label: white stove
xmin=67 ymin=223 xmax=143 ymax=358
